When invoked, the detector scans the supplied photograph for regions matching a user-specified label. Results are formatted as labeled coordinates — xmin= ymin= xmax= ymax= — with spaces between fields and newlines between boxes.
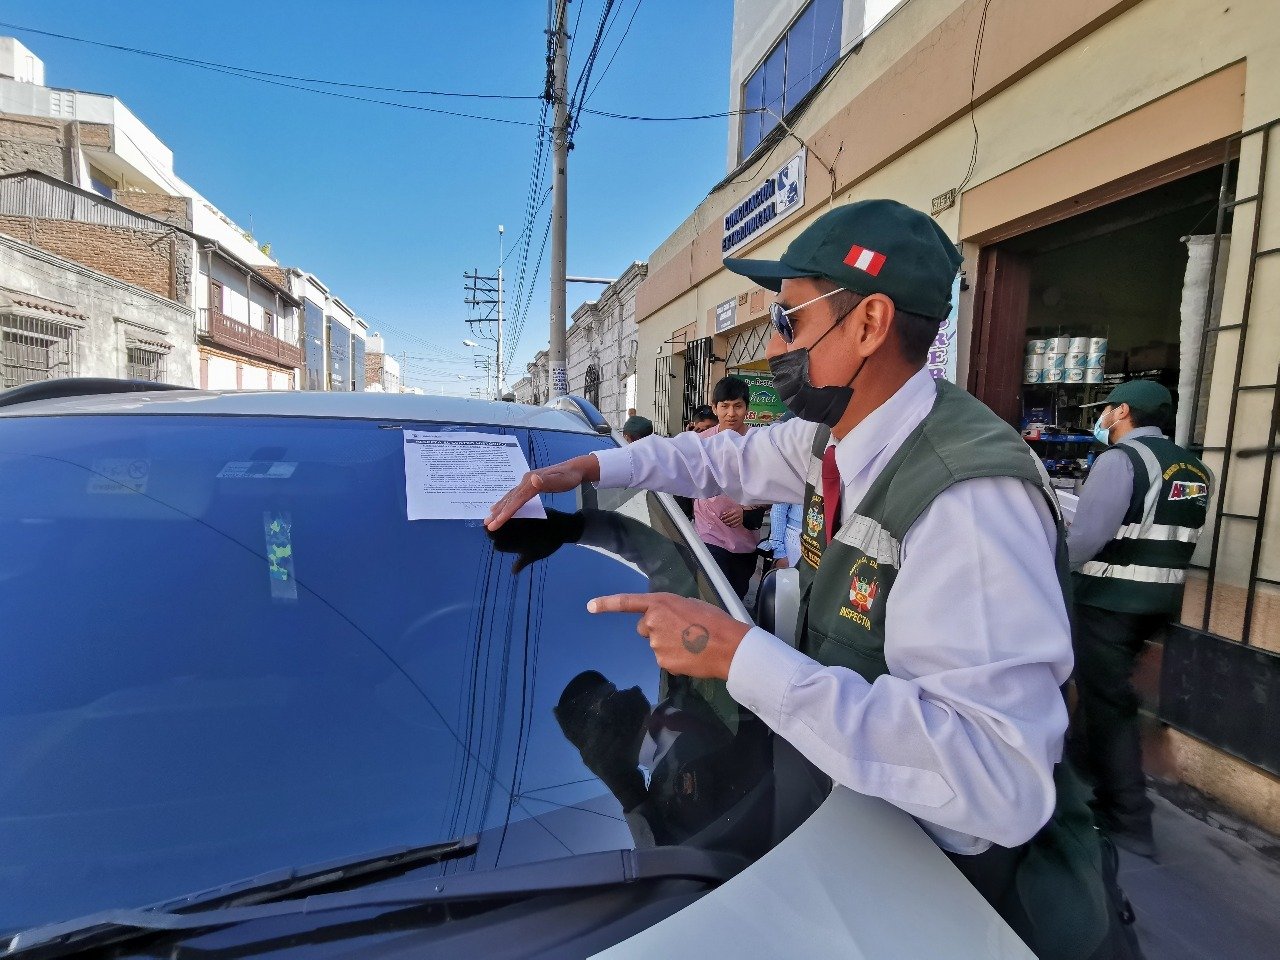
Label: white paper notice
xmin=404 ymin=431 xmax=547 ymax=521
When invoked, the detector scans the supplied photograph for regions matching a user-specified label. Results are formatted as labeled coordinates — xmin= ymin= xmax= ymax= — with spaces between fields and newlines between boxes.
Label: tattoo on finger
xmin=681 ymin=624 xmax=710 ymax=655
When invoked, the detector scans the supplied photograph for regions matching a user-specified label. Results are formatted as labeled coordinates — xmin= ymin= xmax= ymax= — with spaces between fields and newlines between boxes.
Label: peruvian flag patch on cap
xmin=843 ymin=244 xmax=886 ymax=276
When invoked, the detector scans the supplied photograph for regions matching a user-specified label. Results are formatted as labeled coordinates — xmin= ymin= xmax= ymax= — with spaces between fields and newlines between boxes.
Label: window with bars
xmin=583 ymin=363 xmax=601 ymax=408
xmin=0 ymin=315 xmax=79 ymax=389
xmin=126 ymin=344 xmax=169 ymax=383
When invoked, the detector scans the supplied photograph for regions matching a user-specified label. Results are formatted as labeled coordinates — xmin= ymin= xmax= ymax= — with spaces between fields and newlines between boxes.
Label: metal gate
xmin=1186 ymin=118 xmax=1280 ymax=645
xmin=680 ymin=336 xmax=714 ymax=429
xmin=653 ymin=352 xmax=675 ymax=435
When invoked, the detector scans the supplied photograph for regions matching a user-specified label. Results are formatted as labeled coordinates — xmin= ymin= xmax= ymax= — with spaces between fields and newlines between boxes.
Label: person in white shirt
xmin=487 ymin=199 xmax=1136 ymax=959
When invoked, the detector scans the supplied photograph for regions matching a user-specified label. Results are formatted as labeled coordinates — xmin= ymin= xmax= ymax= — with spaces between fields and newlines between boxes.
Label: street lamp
xmin=462 ymin=339 xmax=478 ymax=348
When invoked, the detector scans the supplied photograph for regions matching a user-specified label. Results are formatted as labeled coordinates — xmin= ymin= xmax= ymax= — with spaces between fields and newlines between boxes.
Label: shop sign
xmin=738 ymin=372 xmax=789 ymax=427
xmin=926 ymin=276 xmax=962 ymax=383
xmin=714 ymin=297 xmax=738 ymax=333
xmin=722 ymin=148 xmax=807 ymax=254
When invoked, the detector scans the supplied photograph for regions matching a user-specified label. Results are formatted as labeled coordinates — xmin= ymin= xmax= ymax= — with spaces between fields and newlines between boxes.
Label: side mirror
xmin=754 ymin=567 xmax=802 ymax=647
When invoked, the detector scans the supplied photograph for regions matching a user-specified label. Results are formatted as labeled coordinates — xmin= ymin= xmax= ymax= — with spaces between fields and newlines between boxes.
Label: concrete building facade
xmin=633 ymin=0 xmax=1280 ymax=832
xmin=564 ymin=262 xmax=647 ymax=429
xmin=0 ymin=231 xmax=195 ymax=388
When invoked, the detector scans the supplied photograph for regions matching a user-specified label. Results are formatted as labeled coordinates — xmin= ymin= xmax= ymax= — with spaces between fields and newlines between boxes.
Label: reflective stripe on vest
xmin=1077 ymin=560 xmax=1187 ymax=584
xmin=1115 ymin=522 xmax=1200 ymax=542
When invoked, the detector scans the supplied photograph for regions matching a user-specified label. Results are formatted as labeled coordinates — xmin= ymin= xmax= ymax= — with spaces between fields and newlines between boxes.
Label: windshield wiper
xmin=4 ymin=845 xmax=744 ymax=958
xmin=4 ymin=834 xmax=478 ymax=957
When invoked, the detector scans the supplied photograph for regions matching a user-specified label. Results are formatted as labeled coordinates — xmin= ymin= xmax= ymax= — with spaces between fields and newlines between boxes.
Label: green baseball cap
xmin=723 ymin=198 xmax=963 ymax=319
xmin=621 ymin=415 xmax=654 ymax=438
xmin=1082 ymin=379 xmax=1174 ymax=416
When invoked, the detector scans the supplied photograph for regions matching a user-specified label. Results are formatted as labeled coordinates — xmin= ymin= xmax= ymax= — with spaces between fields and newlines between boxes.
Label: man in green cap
xmin=487 ymin=199 xmax=1135 ymax=958
xmin=621 ymin=415 xmax=654 ymax=443
xmin=1069 ymin=380 xmax=1211 ymax=858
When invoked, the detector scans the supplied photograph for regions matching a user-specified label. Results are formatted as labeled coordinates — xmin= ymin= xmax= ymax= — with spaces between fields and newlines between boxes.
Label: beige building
xmin=634 ymin=0 xmax=1280 ymax=831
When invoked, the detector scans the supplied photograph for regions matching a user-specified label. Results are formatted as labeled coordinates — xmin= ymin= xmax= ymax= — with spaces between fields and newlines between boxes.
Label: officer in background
xmin=1068 ymin=380 xmax=1210 ymax=858
xmin=622 ymin=415 xmax=654 ymax=443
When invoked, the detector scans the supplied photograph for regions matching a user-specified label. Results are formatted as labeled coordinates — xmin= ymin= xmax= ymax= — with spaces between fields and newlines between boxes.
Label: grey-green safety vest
xmin=795 ymin=377 xmax=1110 ymax=960
xmin=1074 ymin=435 xmax=1209 ymax=615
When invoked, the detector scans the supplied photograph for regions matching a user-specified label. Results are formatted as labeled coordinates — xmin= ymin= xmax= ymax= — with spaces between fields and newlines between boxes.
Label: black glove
xmin=487 ymin=508 xmax=586 ymax=574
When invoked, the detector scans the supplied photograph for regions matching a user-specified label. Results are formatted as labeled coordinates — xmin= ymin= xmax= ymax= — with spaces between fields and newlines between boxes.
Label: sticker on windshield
xmin=86 ymin=458 xmax=150 ymax=495
xmin=219 ymin=461 xmax=297 ymax=479
xmin=264 ymin=512 xmax=298 ymax=601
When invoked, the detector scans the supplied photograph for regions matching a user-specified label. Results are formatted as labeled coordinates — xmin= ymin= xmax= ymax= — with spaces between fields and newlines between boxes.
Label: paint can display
xmin=1049 ymin=336 xmax=1072 ymax=354
xmin=1084 ymin=367 xmax=1105 ymax=383
xmin=1025 ymin=368 xmax=1044 ymax=384
xmin=1027 ymin=339 xmax=1049 ymax=355
xmin=1069 ymin=336 xmax=1091 ymax=353
xmin=1066 ymin=351 xmax=1088 ymax=368
xmin=1044 ymin=368 xmax=1066 ymax=384
xmin=1084 ymin=352 xmax=1106 ymax=370
xmin=1045 ymin=352 xmax=1067 ymax=370
xmin=1089 ymin=337 xmax=1108 ymax=353
xmin=1066 ymin=367 xmax=1086 ymax=383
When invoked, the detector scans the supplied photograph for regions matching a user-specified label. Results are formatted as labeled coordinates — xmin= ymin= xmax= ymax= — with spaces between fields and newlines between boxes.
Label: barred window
xmin=1 ymin=315 xmax=79 ymax=389
xmin=126 ymin=344 xmax=168 ymax=383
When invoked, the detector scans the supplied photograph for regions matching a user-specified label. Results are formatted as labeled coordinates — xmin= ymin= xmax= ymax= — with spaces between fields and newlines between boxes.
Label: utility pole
xmin=548 ymin=0 xmax=570 ymax=399
xmin=497 ymin=224 xmax=504 ymax=397
xmin=464 ymin=259 xmax=501 ymax=400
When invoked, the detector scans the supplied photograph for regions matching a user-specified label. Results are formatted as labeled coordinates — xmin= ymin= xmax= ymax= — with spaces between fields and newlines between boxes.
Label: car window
xmin=0 ymin=415 xmax=774 ymax=936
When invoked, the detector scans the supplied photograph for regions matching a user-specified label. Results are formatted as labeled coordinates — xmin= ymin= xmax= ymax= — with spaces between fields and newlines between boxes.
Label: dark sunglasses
xmin=769 ymin=287 xmax=849 ymax=344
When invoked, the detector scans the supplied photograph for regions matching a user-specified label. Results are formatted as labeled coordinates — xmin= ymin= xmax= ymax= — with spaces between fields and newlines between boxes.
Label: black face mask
xmin=767 ymin=319 xmax=866 ymax=428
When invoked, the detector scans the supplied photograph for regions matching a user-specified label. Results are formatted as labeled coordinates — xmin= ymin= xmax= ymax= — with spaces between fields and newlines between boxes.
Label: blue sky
xmin=9 ymin=0 xmax=734 ymax=392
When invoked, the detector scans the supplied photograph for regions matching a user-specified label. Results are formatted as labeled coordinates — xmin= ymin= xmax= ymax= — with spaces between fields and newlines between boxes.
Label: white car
xmin=0 ymin=379 xmax=1029 ymax=959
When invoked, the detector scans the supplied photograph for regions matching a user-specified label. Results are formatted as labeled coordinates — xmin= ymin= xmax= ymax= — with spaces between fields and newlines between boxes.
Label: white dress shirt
xmin=596 ymin=369 xmax=1073 ymax=853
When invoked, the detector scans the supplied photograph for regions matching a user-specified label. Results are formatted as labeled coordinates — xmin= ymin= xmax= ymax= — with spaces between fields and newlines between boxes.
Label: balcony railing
xmin=198 ymin=308 xmax=302 ymax=368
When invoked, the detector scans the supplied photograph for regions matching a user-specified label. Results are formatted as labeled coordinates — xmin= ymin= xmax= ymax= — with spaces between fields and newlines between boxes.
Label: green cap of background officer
xmin=1083 ymin=379 xmax=1173 ymax=446
xmin=723 ymin=198 xmax=962 ymax=427
xmin=621 ymin=415 xmax=654 ymax=443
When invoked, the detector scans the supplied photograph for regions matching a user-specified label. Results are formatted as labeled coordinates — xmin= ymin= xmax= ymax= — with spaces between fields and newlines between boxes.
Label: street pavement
xmin=1120 ymin=791 xmax=1280 ymax=959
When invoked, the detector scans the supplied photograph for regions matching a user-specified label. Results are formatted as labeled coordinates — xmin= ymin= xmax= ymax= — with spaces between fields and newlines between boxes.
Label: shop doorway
xmin=969 ymin=164 xmax=1236 ymax=492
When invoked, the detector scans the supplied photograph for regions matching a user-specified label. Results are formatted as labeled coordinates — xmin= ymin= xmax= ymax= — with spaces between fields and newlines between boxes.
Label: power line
xmin=580 ymin=0 xmax=644 ymax=111
xmin=0 ymin=21 xmax=538 ymax=100
xmin=0 ymin=21 xmax=538 ymax=126
xmin=567 ymin=0 xmax=619 ymax=139
xmin=581 ymin=106 xmax=761 ymax=121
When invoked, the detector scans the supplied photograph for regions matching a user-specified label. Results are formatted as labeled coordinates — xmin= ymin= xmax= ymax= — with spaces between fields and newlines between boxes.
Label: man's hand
xmin=772 ymin=556 xmax=790 ymax=569
xmin=587 ymin=593 xmax=751 ymax=680
xmin=485 ymin=454 xmax=601 ymax=530
xmin=720 ymin=506 xmax=744 ymax=528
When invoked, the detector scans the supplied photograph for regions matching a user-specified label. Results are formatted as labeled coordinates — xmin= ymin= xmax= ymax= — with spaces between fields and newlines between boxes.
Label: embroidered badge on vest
xmin=1169 ymin=481 xmax=1208 ymax=502
xmin=837 ymin=556 xmax=879 ymax=630
xmin=805 ymin=504 xmax=823 ymax=538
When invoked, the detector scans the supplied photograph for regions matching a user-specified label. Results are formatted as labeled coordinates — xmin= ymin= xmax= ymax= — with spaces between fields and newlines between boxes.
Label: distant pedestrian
xmin=692 ymin=377 xmax=765 ymax=598
xmin=1068 ymin=380 xmax=1210 ymax=859
xmin=622 ymin=415 xmax=654 ymax=443
xmin=686 ymin=405 xmax=717 ymax=433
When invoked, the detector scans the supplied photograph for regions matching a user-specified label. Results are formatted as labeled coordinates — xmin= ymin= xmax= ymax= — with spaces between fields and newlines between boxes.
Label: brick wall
xmin=114 ymin=191 xmax=192 ymax=230
xmin=0 ymin=114 xmax=68 ymax=180
xmin=254 ymin=264 xmax=284 ymax=288
xmin=0 ymin=215 xmax=183 ymax=301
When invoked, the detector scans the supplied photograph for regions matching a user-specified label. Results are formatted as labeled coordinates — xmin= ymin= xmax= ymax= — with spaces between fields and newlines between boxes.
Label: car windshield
xmin=0 ymin=414 xmax=774 ymax=935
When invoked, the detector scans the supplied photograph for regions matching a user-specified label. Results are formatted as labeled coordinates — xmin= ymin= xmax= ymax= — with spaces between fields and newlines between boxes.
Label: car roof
xmin=0 ymin=388 xmax=599 ymax=433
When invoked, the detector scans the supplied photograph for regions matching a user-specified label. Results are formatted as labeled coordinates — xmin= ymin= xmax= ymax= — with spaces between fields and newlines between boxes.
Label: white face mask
xmin=1093 ymin=409 xmax=1114 ymax=446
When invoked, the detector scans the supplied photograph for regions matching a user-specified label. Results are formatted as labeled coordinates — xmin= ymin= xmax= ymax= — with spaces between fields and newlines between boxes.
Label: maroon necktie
xmin=821 ymin=445 xmax=841 ymax=544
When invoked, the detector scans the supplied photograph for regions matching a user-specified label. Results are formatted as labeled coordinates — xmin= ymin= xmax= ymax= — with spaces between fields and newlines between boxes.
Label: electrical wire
xmin=954 ymin=0 xmax=993 ymax=195
xmin=0 ymin=21 xmax=537 ymax=100
xmin=579 ymin=0 xmax=644 ymax=111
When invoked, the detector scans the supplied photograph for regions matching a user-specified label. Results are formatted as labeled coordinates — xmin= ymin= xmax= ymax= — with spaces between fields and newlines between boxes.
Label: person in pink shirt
xmin=694 ymin=376 xmax=765 ymax=598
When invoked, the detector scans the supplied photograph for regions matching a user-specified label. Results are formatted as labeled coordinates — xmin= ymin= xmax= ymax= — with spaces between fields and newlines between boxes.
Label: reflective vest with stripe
xmin=794 ymin=378 xmax=1111 ymax=960
xmin=1074 ymin=435 xmax=1210 ymax=615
